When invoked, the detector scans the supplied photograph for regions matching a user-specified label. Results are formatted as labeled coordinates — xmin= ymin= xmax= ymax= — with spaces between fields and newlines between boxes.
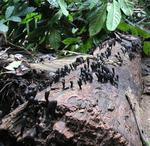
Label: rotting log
xmin=0 ymin=34 xmax=144 ymax=146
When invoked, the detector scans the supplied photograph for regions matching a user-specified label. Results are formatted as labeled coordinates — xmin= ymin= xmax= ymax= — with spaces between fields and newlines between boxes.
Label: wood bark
xmin=0 ymin=34 xmax=144 ymax=146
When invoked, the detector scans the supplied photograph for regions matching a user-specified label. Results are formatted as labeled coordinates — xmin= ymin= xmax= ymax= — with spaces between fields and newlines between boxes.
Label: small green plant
xmin=0 ymin=0 xmax=149 ymax=55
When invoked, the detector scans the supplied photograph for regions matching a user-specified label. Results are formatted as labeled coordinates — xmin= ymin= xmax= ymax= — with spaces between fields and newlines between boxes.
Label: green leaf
xmin=8 ymin=16 xmax=21 ymax=22
xmin=68 ymin=14 xmax=73 ymax=22
xmin=88 ymin=0 xmax=99 ymax=9
xmin=48 ymin=30 xmax=61 ymax=49
xmin=47 ymin=0 xmax=59 ymax=7
xmin=49 ymin=10 xmax=63 ymax=27
xmin=147 ymin=141 xmax=150 ymax=146
xmin=5 ymin=6 xmax=15 ymax=19
xmin=63 ymin=37 xmax=80 ymax=45
xmin=143 ymin=42 xmax=150 ymax=55
xmin=22 ymin=12 xmax=41 ymax=24
xmin=89 ymin=4 xmax=107 ymax=36
xmin=106 ymin=0 xmax=121 ymax=31
xmin=0 ymin=23 xmax=8 ymax=32
xmin=18 ymin=7 xmax=36 ymax=17
xmin=57 ymin=0 xmax=69 ymax=16
xmin=0 ymin=19 xmax=6 ymax=24
xmin=80 ymin=0 xmax=100 ymax=10
xmin=13 ymin=0 xmax=21 ymax=3
xmin=72 ymin=27 xmax=78 ymax=34
xmin=118 ymin=0 xmax=134 ymax=16
xmin=117 ymin=22 xmax=150 ymax=38
xmin=79 ymin=39 xmax=92 ymax=53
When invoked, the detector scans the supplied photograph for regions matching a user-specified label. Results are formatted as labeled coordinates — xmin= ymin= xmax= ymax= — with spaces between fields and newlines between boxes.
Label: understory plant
xmin=0 ymin=0 xmax=149 ymax=55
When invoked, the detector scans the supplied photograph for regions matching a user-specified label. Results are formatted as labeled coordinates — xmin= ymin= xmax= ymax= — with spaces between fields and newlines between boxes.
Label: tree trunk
xmin=0 ymin=34 xmax=144 ymax=146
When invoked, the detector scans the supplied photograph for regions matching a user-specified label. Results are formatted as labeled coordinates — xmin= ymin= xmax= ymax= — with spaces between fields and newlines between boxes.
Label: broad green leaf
xmin=118 ymin=0 xmax=134 ymax=16
xmin=0 ymin=19 xmax=6 ymax=24
xmin=63 ymin=37 xmax=80 ymax=45
xmin=49 ymin=30 xmax=61 ymax=49
xmin=57 ymin=0 xmax=69 ymax=16
xmin=106 ymin=0 xmax=121 ymax=31
xmin=89 ymin=4 xmax=107 ymax=36
xmin=8 ymin=16 xmax=21 ymax=22
xmin=47 ymin=0 xmax=59 ymax=7
xmin=144 ymin=42 xmax=150 ymax=55
xmin=22 ymin=12 xmax=41 ymax=24
xmin=0 ymin=23 xmax=8 ymax=32
xmin=107 ymin=2 xmax=111 ymax=11
xmin=118 ymin=22 xmax=150 ymax=38
xmin=18 ymin=7 xmax=36 ymax=16
xmin=5 ymin=6 xmax=15 ymax=19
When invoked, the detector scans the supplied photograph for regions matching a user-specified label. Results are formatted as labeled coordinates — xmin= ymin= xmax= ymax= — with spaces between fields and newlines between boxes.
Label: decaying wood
xmin=0 ymin=35 xmax=144 ymax=146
